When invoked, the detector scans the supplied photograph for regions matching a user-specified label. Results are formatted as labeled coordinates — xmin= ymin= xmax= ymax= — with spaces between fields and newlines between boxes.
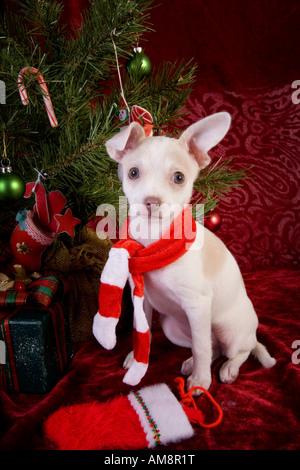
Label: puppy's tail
xmin=252 ymin=341 xmax=276 ymax=368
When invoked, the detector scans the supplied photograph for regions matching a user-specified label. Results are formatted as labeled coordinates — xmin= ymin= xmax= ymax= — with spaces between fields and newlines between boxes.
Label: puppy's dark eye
xmin=128 ymin=167 xmax=140 ymax=180
xmin=173 ymin=171 xmax=185 ymax=184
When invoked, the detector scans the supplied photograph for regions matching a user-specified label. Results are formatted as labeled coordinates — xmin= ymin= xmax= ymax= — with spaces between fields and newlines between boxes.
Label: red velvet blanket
xmin=0 ymin=269 xmax=299 ymax=450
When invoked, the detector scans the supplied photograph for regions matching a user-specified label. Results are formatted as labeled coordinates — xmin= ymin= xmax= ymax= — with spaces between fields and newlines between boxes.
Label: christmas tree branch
xmin=124 ymin=59 xmax=197 ymax=131
xmin=193 ymin=157 xmax=253 ymax=214
xmin=0 ymin=0 xmax=250 ymax=233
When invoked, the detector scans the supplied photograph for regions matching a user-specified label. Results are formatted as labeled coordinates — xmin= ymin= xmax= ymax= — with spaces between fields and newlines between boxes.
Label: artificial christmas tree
xmin=0 ymin=0 xmax=197 ymax=234
xmin=0 ymin=0 xmax=247 ymax=245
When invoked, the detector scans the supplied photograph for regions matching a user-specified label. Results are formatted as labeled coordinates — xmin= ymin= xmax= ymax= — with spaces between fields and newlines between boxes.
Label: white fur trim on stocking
xmin=128 ymin=383 xmax=194 ymax=448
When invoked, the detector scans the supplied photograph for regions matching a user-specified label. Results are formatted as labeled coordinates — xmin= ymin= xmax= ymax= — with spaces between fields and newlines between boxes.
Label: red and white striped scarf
xmin=93 ymin=206 xmax=197 ymax=386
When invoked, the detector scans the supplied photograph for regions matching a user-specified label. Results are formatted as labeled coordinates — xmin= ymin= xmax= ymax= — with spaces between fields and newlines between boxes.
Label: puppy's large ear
xmin=180 ymin=112 xmax=231 ymax=169
xmin=105 ymin=122 xmax=145 ymax=162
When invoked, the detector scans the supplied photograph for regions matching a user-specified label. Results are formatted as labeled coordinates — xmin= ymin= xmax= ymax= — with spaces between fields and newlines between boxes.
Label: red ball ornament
xmin=13 ymin=280 xmax=27 ymax=292
xmin=204 ymin=214 xmax=222 ymax=232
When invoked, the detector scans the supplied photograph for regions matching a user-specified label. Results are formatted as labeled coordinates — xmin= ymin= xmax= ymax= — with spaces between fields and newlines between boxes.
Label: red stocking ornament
xmin=10 ymin=180 xmax=80 ymax=272
xmin=10 ymin=210 xmax=56 ymax=272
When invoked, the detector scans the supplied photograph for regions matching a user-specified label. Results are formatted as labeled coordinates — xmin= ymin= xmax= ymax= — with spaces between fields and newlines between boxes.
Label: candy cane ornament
xmin=17 ymin=67 xmax=58 ymax=127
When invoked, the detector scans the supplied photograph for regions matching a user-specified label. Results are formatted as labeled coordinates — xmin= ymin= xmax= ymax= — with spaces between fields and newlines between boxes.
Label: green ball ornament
xmin=126 ymin=47 xmax=152 ymax=79
xmin=0 ymin=161 xmax=26 ymax=202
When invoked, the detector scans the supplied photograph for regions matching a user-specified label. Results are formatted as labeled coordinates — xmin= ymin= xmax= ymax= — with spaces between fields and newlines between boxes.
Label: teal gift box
xmin=0 ymin=277 xmax=73 ymax=393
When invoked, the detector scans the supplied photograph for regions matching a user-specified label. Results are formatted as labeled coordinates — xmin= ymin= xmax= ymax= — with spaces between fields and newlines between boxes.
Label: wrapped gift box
xmin=0 ymin=277 xmax=73 ymax=393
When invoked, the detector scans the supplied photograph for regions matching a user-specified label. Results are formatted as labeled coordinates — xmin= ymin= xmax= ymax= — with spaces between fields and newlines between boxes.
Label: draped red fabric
xmin=1 ymin=0 xmax=300 ymax=451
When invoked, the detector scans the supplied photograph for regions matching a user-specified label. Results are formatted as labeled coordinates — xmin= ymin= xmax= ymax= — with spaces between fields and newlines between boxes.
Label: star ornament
xmin=54 ymin=208 xmax=81 ymax=237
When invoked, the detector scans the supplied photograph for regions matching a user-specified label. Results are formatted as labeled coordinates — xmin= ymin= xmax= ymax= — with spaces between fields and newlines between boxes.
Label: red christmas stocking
xmin=43 ymin=380 xmax=223 ymax=450
xmin=10 ymin=182 xmax=80 ymax=272
xmin=10 ymin=210 xmax=56 ymax=272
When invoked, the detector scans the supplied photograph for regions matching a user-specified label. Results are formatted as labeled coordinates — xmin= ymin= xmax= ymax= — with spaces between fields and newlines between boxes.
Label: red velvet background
xmin=1 ymin=0 xmax=300 ymax=452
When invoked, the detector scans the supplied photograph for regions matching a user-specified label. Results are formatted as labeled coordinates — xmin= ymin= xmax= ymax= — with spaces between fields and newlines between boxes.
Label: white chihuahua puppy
xmin=104 ymin=112 xmax=275 ymax=393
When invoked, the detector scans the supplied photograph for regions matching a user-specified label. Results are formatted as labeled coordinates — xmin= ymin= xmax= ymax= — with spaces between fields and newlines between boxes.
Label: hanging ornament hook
xmin=2 ymin=129 xmax=7 ymax=159
xmin=110 ymin=31 xmax=153 ymax=136
xmin=1 ymin=130 xmax=11 ymax=172
xmin=110 ymin=30 xmax=131 ymax=122
xmin=17 ymin=67 xmax=58 ymax=128
xmin=32 ymin=168 xmax=48 ymax=193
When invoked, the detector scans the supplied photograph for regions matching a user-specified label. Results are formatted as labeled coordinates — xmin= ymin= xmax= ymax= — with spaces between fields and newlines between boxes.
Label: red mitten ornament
xmin=43 ymin=379 xmax=222 ymax=450
xmin=10 ymin=181 xmax=80 ymax=272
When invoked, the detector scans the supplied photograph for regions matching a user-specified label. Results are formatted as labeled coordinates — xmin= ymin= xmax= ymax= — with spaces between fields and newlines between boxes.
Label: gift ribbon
xmin=0 ymin=276 xmax=68 ymax=392
xmin=0 ymin=309 xmax=21 ymax=392
xmin=0 ymin=302 xmax=69 ymax=393
xmin=0 ymin=276 xmax=68 ymax=309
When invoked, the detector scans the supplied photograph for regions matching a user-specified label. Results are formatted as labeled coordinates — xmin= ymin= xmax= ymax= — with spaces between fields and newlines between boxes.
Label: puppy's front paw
xmin=181 ymin=356 xmax=193 ymax=376
xmin=123 ymin=350 xmax=134 ymax=369
xmin=187 ymin=373 xmax=212 ymax=396
xmin=219 ymin=359 xmax=239 ymax=384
